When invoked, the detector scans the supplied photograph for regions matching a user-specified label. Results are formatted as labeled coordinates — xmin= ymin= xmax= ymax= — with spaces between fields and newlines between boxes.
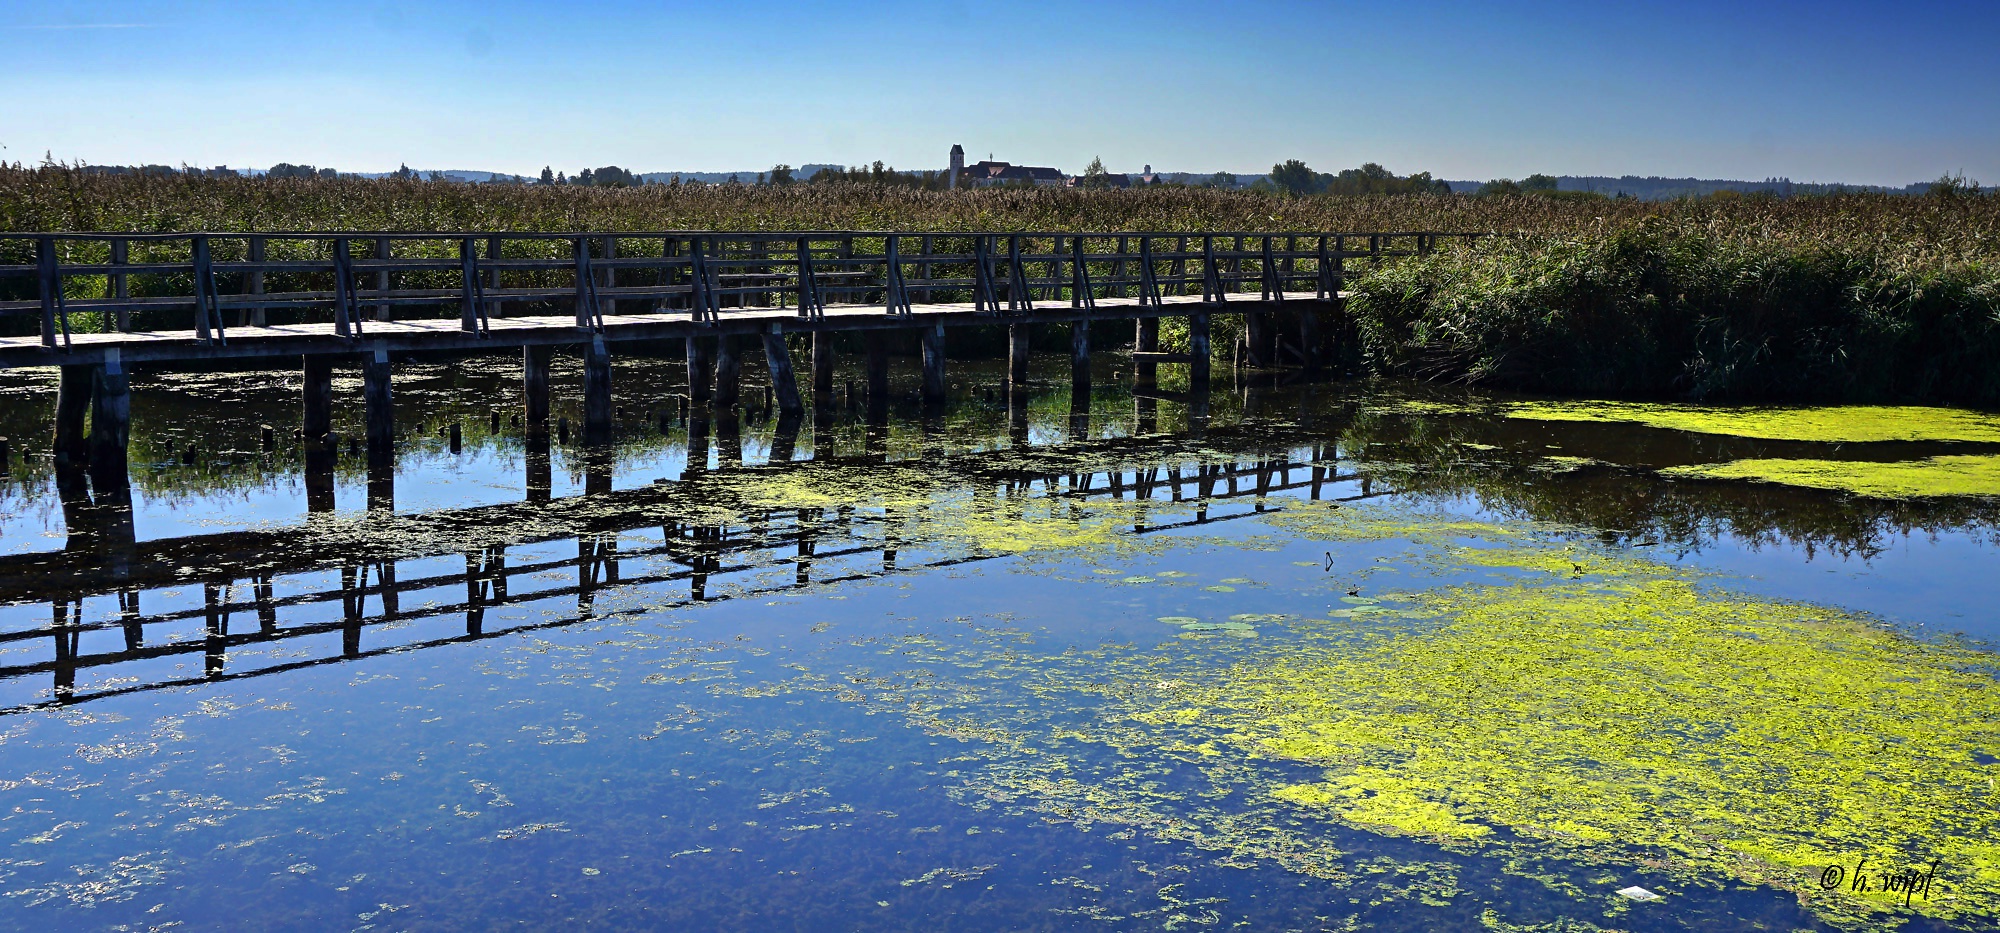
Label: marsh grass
xmin=5 ymin=167 xmax=1999 ymax=404
xmin=1352 ymin=222 xmax=2000 ymax=405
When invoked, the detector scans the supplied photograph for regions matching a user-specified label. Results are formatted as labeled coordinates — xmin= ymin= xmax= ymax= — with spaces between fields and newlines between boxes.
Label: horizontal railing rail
xmin=0 ymin=230 xmax=1482 ymax=347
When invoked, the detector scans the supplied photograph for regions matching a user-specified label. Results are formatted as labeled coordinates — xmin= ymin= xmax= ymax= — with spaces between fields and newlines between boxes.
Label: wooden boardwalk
xmin=0 ymin=228 xmax=1468 ymax=489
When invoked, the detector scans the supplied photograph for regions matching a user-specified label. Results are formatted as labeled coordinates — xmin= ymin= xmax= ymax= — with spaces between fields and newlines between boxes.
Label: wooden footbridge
xmin=0 ymin=230 xmax=1465 ymax=478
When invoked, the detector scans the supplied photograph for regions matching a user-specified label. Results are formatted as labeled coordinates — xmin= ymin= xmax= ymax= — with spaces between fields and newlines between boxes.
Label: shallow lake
xmin=0 ymin=349 xmax=1994 ymax=932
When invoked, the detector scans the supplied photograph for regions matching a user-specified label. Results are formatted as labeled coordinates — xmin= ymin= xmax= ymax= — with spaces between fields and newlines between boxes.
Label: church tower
xmin=949 ymin=144 xmax=965 ymax=189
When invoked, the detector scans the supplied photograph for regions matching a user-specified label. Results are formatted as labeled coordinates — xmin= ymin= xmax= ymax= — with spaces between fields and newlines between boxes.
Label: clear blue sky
xmin=4 ymin=0 xmax=1995 ymax=185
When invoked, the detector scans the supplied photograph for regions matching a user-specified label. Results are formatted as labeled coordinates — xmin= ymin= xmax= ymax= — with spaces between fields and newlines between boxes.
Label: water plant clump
xmin=1662 ymin=454 xmax=2000 ymax=499
xmin=1350 ymin=226 xmax=2000 ymax=407
xmin=1505 ymin=401 xmax=2000 ymax=444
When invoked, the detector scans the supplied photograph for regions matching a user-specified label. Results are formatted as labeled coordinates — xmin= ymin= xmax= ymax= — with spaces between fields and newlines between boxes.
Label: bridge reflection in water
xmin=2 ymin=411 xmax=1378 ymax=713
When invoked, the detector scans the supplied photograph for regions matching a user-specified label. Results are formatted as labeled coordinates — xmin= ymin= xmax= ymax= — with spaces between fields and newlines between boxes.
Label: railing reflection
xmin=0 ymin=426 xmax=1365 ymax=713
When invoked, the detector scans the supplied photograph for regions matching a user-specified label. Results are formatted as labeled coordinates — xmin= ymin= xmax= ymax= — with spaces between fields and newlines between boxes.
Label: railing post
xmin=1114 ymin=235 xmax=1129 ymax=300
xmin=459 ymin=237 xmax=484 ymax=334
xmin=36 ymin=235 xmax=59 ymax=348
xmin=487 ymin=235 xmax=505 ymax=319
xmin=110 ymin=237 xmax=131 ymax=332
xmin=1138 ymin=236 xmax=1161 ymax=307
xmin=332 ymin=237 xmax=358 ymax=338
xmin=600 ymin=235 xmax=617 ymax=317
xmin=884 ymin=235 xmax=910 ymax=315
xmin=245 ymin=236 xmax=267 ymax=327
xmin=191 ymin=234 xmax=221 ymax=345
xmin=1070 ymin=235 xmax=1095 ymax=310
xmin=1006 ymin=234 xmax=1032 ymax=313
xmin=373 ymin=237 xmax=392 ymax=321
xmin=572 ymin=236 xmax=601 ymax=330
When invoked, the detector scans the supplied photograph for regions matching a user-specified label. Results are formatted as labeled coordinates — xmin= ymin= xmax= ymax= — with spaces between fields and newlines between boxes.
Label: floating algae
xmin=1504 ymin=401 xmax=2000 ymax=444
xmin=1662 ymin=455 xmax=2000 ymax=499
xmin=896 ymin=503 xmax=2000 ymax=929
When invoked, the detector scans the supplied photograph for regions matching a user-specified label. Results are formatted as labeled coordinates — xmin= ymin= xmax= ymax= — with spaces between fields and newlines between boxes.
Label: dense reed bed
xmin=1352 ymin=216 xmax=2000 ymax=405
xmin=4 ymin=166 xmax=1997 ymax=405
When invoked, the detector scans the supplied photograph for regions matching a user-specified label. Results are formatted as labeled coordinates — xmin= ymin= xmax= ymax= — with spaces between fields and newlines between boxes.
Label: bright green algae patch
xmin=1504 ymin=400 xmax=2000 ymax=444
xmin=919 ymin=501 xmax=2000 ymax=929
xmin=1233 ymin=578 xmax=2000 ymax=920
xmin=1662 ymin=455 xmax=2000 ymax=499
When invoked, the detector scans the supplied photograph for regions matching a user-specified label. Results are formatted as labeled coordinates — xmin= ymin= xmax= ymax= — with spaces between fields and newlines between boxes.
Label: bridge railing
xmin=0 ymin=231 xmax=1480 ymax=346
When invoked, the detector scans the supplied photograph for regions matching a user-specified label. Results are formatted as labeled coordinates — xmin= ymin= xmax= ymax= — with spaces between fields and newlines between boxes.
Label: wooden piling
xmin=762 ymin=326 xmax=804 ymax=416
xmin=303 ymin=354 xmax=334 ymax=442
xmin=523 ymin=345 xmax=551 ymax=435
xmin=1007 ymin=324 xmax=1031 ymax=395
xmin=53 ymin=364 xmax=93 ymax=470
xmin=584 ymin=336 xmax=613 ymax=443
xmin=1133 ymin=318 xmax=1159 ymax=387
xmin=811 ymin=331 xmax=835 ymax=404
xmin=863 ymin=331 xmax=890 ymax=409
xmin=1245 ymin=311 xmax=1273 ymax=368
xmin=920 ymin=322 xmax=946 ymax=405
xmin=363 ymin=349 xmax=394 ymax=460
xmin=714 ymin=334 xmax=742 ymax=410
xmin=686 ymin=336 xmax=714 ymax=408
xmin=89 ymin=352 xmax=130 ymax=483
xmin=1070 ymin=319 xmax=1091 ymax=394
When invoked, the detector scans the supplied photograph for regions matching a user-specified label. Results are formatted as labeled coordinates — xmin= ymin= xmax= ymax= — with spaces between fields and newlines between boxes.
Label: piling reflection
xmin=6 ymin=371 xmax=2000 ymax=715
xmin=0 ymin=413 xmax=1368 ymax=712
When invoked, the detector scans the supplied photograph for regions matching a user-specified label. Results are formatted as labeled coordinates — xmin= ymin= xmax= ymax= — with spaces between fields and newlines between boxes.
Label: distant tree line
xmin=1261 ymin=160 xmax=1453 ymax=197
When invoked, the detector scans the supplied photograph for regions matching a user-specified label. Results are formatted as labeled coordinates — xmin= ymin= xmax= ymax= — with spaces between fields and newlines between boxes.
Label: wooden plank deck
xmin=0 ymin=291 xmax=1337 ymax=368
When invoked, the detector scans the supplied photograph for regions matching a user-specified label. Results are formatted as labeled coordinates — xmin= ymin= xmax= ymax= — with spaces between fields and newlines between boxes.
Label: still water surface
xmin=0 ymin=351 xmax=1994 ymax=931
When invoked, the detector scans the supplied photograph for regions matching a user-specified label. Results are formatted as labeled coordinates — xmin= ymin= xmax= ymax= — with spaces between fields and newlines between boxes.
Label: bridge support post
xmin=864 ymin=330 xmax=890 ymax=413
xmin=686 ymin=336 xmax=714 ymax=408
xmin=1070 ymin=320 xmax=1091 ymax=395
xmin=1245 ymin=311 xmax=1275 ymax=368
xmin=363 ymin=348 xmax=394 ymax=462
xmin=763 ymin=326 xmax=804 ymax=416
xmin=1133 ymin=318 xmax=1159 ymax=387
xmin=303 ymin=354 xmax=334 ymax=442
xmin=920 ymin=322 xmax=946 ymax=405
xmin=53 ymin=364 xmax=93 ymax=471
xmin=523 ymin=345 xmax=551 ymax=436
xmin=1189 ymin=312 xmax=1212 ymax=392
xmin=89 ymin=350 xmax=130 ymax=486
xmin=1007 ymin=325 xmax=1030 ymax=396
xmin=811 ymin=332 xmax=835 ymax=407
xmin=1298 ymin=306 xmax=1321 ymax=373
xmin=714 ymin=335 xmax=742 ymax=410
xmin=584 ymin=336 xmax=613 ymax=444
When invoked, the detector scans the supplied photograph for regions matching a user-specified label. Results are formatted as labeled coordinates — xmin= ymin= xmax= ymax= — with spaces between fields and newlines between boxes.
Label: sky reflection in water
xmin=0 ymin=354 xmax=1993 ymax=932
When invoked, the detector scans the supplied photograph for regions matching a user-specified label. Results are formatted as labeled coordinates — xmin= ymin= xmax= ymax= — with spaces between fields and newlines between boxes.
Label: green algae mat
xmin=864 ymin=499 xmax=2000 ymax=931
xmin=1504 ymin=401 xmax=2000 ymax=445
xmin=1663 ymin=454 xmax=2000 ymax=499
